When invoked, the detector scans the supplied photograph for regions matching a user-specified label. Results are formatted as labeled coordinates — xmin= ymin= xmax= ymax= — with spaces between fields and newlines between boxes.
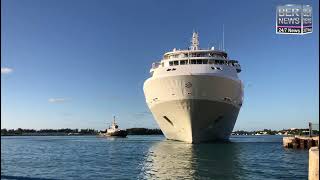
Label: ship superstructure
xmin=143 ymin=32 xmax=243 ymax=143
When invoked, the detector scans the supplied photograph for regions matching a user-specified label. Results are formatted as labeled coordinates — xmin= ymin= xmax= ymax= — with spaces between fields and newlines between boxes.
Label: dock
xmin=283 ymin=135 xmax=319 ymax=180
xmin=283 ymin=135 xmax=319 ymax=149
xmin=282 ymin=123 xmax=319 ymax=180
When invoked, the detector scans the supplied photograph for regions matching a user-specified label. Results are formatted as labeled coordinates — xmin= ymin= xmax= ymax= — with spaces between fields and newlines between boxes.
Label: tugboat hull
xmin=106 ymin=130 xmax=128 ymax=137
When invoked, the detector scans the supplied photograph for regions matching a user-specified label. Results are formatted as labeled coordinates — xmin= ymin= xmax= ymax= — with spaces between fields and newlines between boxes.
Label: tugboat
xmin=102 ymin=116 xmax=127 ymax=137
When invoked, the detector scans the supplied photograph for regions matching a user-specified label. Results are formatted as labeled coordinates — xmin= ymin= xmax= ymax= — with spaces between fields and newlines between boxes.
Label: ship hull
xmin=149 ymin=99 xmax=239 ymax=143
xmin=105 ymin=130 xmax=128 ymax=137
xmin=143 ymin=74 xmax=243 ymax=143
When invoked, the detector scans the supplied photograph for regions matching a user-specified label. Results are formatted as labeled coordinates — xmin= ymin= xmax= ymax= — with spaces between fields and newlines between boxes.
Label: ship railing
xmin=152 ymin=62 xmax=161 ymax=69
xmin=163 ymin=51 xmax=228 ymax=60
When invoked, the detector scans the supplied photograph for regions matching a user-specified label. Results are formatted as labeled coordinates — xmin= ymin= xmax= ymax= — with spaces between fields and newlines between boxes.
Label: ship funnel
xmin=190 ymin=32 xmax=199 ymax=50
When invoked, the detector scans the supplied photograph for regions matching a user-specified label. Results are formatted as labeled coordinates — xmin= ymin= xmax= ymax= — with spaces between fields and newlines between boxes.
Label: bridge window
xmin=169 ymin=61 xmax=173 ymax=66
xmin=173 ymin=61 xmax=179 ymax=65
xmin=180 ymin=60 xmax=188 ymax=65
xmin=196 ymin=60 xmax=202 ymax=64
xmin=203 ymin=60 xmax=208 ymax=64
xmin=191 ymin=60 xmax=197 ymax=64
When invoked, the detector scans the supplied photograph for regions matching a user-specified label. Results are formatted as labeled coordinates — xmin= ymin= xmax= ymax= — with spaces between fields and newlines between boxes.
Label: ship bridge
xmin=163 ymin=49 xmax=228 ymax=60
xmin=163 ymin=32 xmax=228 ymax=60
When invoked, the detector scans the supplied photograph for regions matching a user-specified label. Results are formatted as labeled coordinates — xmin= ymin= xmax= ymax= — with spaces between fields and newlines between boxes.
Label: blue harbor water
xmin=1 ymin=135 xmax=308 ymax=180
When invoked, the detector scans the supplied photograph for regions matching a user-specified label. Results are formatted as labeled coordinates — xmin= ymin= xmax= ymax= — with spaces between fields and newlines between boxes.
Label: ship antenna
xmin=113 ymin=116 xmax=116 ymax=124
xmin=190 ymin=31 xmax=199 ymax=50
xmin=222 ymin=24 xmax=225 ymax=51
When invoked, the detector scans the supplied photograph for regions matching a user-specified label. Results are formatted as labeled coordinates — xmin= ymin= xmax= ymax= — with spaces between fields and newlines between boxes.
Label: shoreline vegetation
xmin=1 ymin=128 xmax=318 ymax=137
xmin=232 ymin=129 xmax=318 ymax=136
xmin=0 ymin=128 xmax=163 ymax=136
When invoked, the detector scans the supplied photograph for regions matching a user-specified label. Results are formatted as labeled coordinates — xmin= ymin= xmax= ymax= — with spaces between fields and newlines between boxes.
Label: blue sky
xmin=1 ymin=0 xmax=319 ymax=131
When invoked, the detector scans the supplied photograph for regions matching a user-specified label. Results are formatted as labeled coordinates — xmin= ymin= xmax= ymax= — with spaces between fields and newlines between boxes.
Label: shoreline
xmin=1 ymin=128 xmax=163 ymax=136
xmin=1 ymin=134 xmax=164 ymax=137
xmin=2 ymin=128 xmax=318 ymax=137
xmin=0 ymin=134 xmax=286 ymax=137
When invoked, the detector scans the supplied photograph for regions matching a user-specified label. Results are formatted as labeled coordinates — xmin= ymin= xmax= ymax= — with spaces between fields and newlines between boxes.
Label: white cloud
xmin=1 ymin=67 xmax=13 ymax=74
xmin=48 ymin=98 xmax=70 ymax=103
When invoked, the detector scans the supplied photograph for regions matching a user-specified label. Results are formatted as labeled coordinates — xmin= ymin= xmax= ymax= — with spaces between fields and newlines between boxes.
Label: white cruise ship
xmin=143 ymin=32 xmax=243 ymax=143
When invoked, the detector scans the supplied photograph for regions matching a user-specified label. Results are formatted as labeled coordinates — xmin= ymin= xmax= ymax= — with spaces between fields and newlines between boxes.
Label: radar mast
xmin=190 ymin=32 xmax=199 ymax=50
